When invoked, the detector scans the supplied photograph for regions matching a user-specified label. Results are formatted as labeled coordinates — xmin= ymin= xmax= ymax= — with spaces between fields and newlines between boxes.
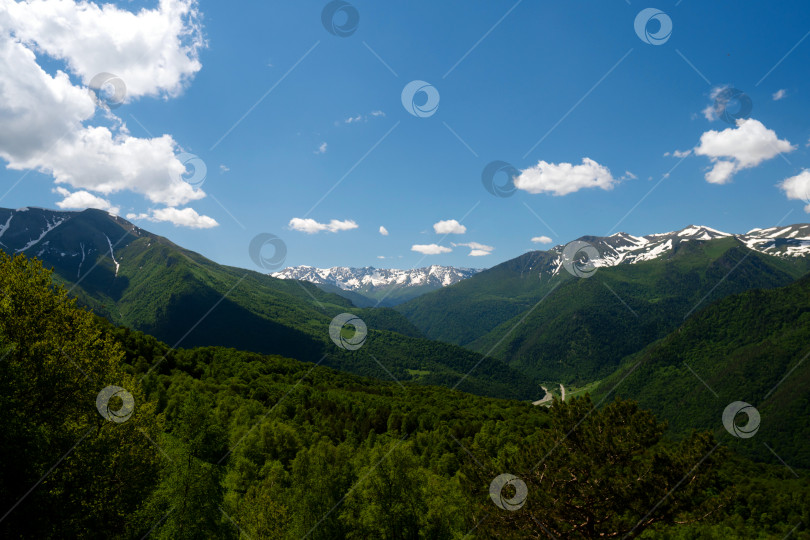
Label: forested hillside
xmin=594 ymin=271 xmax=810 ymax=469
xmin=1 ymin=253 xmax=807 ymax=538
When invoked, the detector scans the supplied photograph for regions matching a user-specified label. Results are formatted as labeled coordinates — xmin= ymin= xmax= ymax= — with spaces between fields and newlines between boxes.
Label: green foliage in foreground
xmin=1 ymin=253 xmax=808 ymax=538
xmin=0 ymin=253 xmax=161 ymax=537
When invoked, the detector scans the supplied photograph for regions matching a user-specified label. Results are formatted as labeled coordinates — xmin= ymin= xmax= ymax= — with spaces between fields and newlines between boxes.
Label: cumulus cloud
xmin=694 ymin=119 xmax=795 ymax=184
xmin=150 ymin=207 xmax=217 ymax=228
xmin=0 ymin=0 xmax=210 ymax=226
xmin=664 ymin=149 xmax=692 ymax=158
xmin=2 ymin=0 xmax=203 ymax=100
xmin=411 ymin=244 xmax=451 ymax=255
xmin=126 ymin=207 xmax=218 ymax=229
xmin=773 ymin=89 xmax=787 ymax=101
xmin=779 ymin=169 xmax=810 ymax=212
xmin=314 ymin=142 xmax=327 ymax=154
xmin=452 ymin=242 xmax=493 ymax=256
xmin=379 ymin=226 xmax=389 ymax=236
xmin=514 ymin=158 xmax=616 ymax=196
xmin=433 ymin=219 xmax=467 ymax=234
xmin=53 ymin=187 xmax=119 ymax=215
xmin=289 ymin=217 xmax=359 ymax=234
xmin=531 ymin=235 xmax=553 ymax=244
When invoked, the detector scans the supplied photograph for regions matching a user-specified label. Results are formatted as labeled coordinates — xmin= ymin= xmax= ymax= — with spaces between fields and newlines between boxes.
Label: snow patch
xmin=78 ymin=243 xmax=86 ymax=278
xmin=0 ymin=214 xmax=13 ymax=239
xmin=15 ymin=217 xmax=66 ymax=252
xmin=105 ymin=235 xmax=120 ymax=277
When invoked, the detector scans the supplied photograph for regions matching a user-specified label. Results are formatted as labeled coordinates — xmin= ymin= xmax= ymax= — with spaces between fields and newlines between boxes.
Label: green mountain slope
xmin=594 ymin=272 xmax=810 ymax=468
xmin=401 ymin=236 xmax=809 ymax=384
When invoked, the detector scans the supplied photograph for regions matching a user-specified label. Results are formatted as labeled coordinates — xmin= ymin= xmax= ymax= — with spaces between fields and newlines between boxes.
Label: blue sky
xmin=2 ymin=0 xmax=810 ymax=271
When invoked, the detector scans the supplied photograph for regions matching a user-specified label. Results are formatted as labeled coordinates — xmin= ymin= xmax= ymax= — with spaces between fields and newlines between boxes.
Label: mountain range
xmin=396 ymin=223 xmax=810 ymax=383
xmin=3 ymin=205 xmax=810 ymax=470
xmin=270 ymin=265 xmax=480 ymax=306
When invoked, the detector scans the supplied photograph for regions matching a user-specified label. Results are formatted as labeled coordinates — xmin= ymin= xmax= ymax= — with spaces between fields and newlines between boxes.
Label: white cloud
xmin=514 ymin=158 xmax=616 ymax=196
xmin=433 ymin=219 xmax=467 ymax=234
xmin=126 ymin=207 xmax=218 ymax=229
xmin=0 ymin=0 xmax=209 ymax=224
xmin=53 ymin=187 xmax=119 ymax=215
xmin=288 ymin=217 xmax=359 ymax=234
xmin=452 ymin=241 xmax=493 ymax=256
xmin=773 ymin=89 xmax=787 ymax=101
xmin=694 ymin=119 xmax=795 ymax=184
xmin=219 ymin=164 xmax=229 ymax=173
xmin=702 ymin=86 xmax=726 ymax=121
xmin=664 ymin=149 xmax=692 ymax=158
xmin=2 ymin=0 xmax=204 ymax=100
xmin=779 ymin=169 xmax=810 ymax=212
xmin=344 ymin=111 xmax=385 ymax=124
xmin=411 ymin=244 xmax=452 ymax=255
xmin=379 ymin=226 xmax=389 ymax=236
xmin=531 ymin=236 xmax=553 ymax=244
xmin=620 ymin=170 xmax=637 ymax=181
xmin=314 ymin=142 xmax=327 ymax=154
xmin=150 ymin=207 xmax=217 ymax=228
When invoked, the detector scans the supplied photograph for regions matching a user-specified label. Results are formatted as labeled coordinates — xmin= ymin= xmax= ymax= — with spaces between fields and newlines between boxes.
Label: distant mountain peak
xmin=270 ymin=265 xmax=481 ymax=305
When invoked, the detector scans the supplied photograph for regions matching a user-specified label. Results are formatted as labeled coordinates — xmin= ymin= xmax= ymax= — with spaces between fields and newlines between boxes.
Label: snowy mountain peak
xmin=271 ymin=265 xmax=480 ymax=293
xmin=544 ymin=223 xmax=810 ymax=277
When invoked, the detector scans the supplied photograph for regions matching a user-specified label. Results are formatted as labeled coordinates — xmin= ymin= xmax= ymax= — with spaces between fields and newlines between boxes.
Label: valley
xmin=1 ymin=206 xmax=809 ymax=538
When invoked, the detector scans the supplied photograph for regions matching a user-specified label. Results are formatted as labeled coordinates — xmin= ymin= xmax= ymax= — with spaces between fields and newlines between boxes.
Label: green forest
xmin=1 ymin=253 xmax=808 ymax=538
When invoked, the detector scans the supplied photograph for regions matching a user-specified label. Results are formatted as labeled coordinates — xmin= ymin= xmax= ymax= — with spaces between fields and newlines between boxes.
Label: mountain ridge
xmin=525 ymin=223 xmax=810 ymax=280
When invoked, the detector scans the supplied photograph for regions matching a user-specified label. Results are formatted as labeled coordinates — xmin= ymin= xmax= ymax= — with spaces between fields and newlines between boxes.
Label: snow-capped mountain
xmin=0 ymin=207 xmax=151 ymax=277
xmin=272 ymin=265 xmax=479 ymax=289
xmin=539 ymin=224 xmax=810 ymax=277
xmin=272 ymin=265 xmax=481 ymax=306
